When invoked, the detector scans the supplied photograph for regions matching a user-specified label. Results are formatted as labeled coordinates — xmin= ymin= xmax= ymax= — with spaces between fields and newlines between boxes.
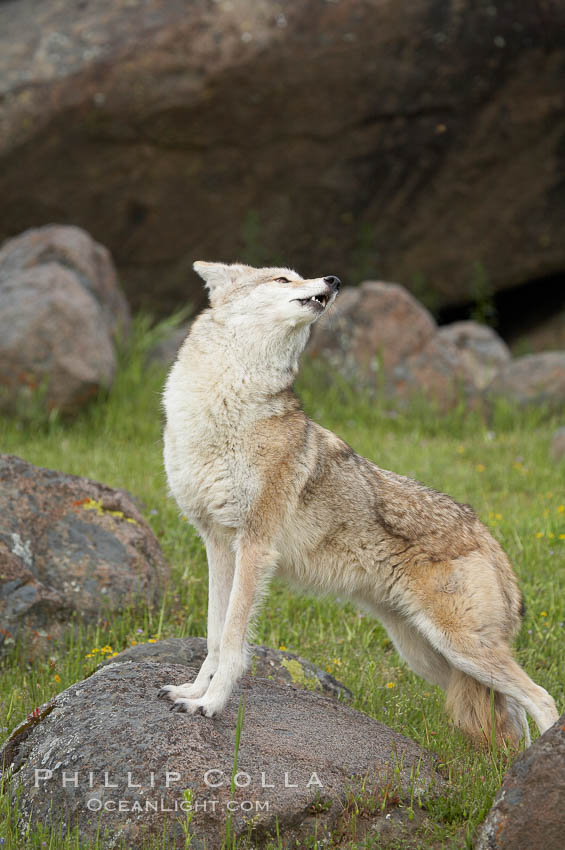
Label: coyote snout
xmin=160 ymin=261 xmax=558 ymax=748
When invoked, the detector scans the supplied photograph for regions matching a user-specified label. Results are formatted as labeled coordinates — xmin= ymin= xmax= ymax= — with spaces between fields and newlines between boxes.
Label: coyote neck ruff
xmin=160 ymin=261 xmax=558 ymax=749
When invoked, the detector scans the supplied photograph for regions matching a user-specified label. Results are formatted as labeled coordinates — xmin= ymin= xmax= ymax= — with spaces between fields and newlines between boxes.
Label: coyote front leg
xmin=170 ymin=539 xmax=276 ymax=717
xmin=158 ymin=536 xmax=234 ymax=703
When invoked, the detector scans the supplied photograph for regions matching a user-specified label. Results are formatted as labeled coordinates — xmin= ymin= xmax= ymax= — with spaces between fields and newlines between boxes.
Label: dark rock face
xmin=475 ymin=712 xmax=565 ymax=850
xmin=0 ymin=661 xmax=444 ymax=849
xmin=485 ymin=352 xmax=565 ymax=410
xmin=0 ymin=454 xmax=168 ymax=655
xmin=98 ymin=636 xmax=353 ymax=703
xmin=0 ymin=226 xmax=130 ymax=414
xmin=1 ymin=1 xmax=564 ymax=316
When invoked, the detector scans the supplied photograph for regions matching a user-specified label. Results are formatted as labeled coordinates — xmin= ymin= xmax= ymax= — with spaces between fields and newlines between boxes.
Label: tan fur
xmin=159 ymin=262 xmax=558 ymax=747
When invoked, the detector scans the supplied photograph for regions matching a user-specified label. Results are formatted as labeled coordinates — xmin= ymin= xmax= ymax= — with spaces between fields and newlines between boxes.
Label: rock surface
xmin=437 ymin=321 xmax=511 ymax=390
xmin=98 ymin=636 xmax=353 ymax=703
xmin=0 ymin=226 xmax=130 ymax=414
xmin=0 ymin=660 xmax=443 ymax=849
xmin=485 ymin=352 xmax=565 ymax=410
xmin=1 ymin=1 xmax=564 ymax=316
xmin=475 ymin=712 xmax=565 ymax=850
xmin=0 ymin=454 xmax=168 ymax=655
xmin=311 ymin=281 xmax=437 ymax=375
xmin=308 ymin=281 xmax=476 ymax=408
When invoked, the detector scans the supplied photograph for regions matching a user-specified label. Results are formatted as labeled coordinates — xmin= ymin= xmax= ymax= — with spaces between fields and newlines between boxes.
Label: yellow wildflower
xmin=540 ymin=611 xmax=547 ymax=617
xmin=279 ymin=645 xmax=287 ymax=651
xmin=54 ymin=674 xmax=61 ymax=683
xmin=476 ymin=464 xmax=485 ymax=472
xmin=558 ymin=505 xmax=564 ymax=513
xmin=535 ymin=532 xmax=544 ymax=539
xmin=386 ymin=682 xmax=396 ymax=689
xmin=147 ymin=639 xmax=156 ymax=644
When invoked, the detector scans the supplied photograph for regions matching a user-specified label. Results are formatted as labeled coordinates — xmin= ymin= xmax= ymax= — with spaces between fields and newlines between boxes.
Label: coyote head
xmin=193 ymin=262 xmax=340 ymax=331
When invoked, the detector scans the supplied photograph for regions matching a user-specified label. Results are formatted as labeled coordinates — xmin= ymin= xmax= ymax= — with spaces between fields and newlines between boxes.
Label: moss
xmin=281 ymin=657 xmax=319 ymax=691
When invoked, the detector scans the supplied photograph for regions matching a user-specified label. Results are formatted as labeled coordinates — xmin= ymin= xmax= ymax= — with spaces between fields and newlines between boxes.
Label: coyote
xmin=159 ymin=262 xmax=558 ymax=748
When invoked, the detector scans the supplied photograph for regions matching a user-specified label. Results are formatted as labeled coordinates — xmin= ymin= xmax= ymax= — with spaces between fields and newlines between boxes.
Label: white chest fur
xmin=163 ymin=377 xmax=258 ymax=532
xmin=163 ymin=313 xmax=307 ymax=534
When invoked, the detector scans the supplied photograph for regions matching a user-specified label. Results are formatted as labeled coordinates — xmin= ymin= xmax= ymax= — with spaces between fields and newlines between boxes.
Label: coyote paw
xmin=158 ymin=681 xmax=209 ymax=702
xmin=169 ymin=697 xmax=219 ymax=718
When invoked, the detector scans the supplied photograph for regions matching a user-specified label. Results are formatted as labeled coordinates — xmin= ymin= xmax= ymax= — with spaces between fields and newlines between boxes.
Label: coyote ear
xmin=193 ymin=261 xmax=232 ymax=293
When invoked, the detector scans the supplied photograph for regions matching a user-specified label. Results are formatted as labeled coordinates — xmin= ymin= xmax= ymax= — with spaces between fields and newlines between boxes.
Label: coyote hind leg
xmin=379 ymin=614 xmax=452 ymax=691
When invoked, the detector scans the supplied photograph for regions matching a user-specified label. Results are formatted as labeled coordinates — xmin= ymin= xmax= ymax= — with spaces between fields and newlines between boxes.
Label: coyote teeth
xmin=298 ymin=293 xmax=327 ymax=308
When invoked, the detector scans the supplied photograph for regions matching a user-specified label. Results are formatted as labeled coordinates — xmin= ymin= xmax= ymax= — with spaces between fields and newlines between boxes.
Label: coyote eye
xmin=274 ymin=276 xmax=290 ymax=283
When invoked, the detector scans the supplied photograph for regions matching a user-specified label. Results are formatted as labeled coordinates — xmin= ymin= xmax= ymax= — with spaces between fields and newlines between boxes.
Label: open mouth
xmin=295 ymin=292 xmax=329 ymax=311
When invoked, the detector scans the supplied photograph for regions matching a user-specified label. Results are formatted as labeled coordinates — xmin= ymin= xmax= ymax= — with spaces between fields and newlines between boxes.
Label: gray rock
xmin=390 ymin=334 xmax=476 ymax=410
xmin=485 ymin=352 xmax=565 ymax=410
xmin=475 ymin=712 xmax=565 ymax=850
xmin=98 ymin=636 xmax=353 ymax=703
xmin=308 ymin=281 xmax=475 ymax=408
xmin=0 ymin=226 xmax=130 ymax=415
xmin=0 ymin=660 xmax=444 ymax=849
xmin=0 ymin=225 xmax=130 ymax=341
xmin=0 ymin=454 xmax=168 ymax=655
xmin=437 ymin=321 xmax=511 ymax=390
xmin=310 ymin=281 xmax=437 ymax=375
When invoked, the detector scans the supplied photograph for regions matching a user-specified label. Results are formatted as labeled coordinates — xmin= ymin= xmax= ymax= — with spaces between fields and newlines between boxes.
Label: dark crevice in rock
xmin=436 ymin=272 xmax=565 ymax=344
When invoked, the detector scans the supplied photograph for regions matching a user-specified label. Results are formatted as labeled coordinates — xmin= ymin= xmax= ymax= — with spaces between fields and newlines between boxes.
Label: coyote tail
xmin=445 ymin=669 xmax=527 ymax=748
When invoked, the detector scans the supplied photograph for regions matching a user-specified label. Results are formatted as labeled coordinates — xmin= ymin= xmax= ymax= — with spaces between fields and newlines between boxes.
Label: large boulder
xmin=475 ymin=712 xmax=565 ymax=850
xmin=1 ymin=1 xmax=564 ymax=316
xmin=0 ymin=660 xmax=444 ymax=849
xmin=485 ymin=352 xmax=565 ymax=410
xmin=0 ymin=226 xmax=130 ymax=415
xmin=0 ymin=454 xmax=168 ymax=655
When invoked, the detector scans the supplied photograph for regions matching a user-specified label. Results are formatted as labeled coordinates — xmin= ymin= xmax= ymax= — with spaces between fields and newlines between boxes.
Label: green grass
xmin=0 ymin=316 xmax=564 ymax=849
